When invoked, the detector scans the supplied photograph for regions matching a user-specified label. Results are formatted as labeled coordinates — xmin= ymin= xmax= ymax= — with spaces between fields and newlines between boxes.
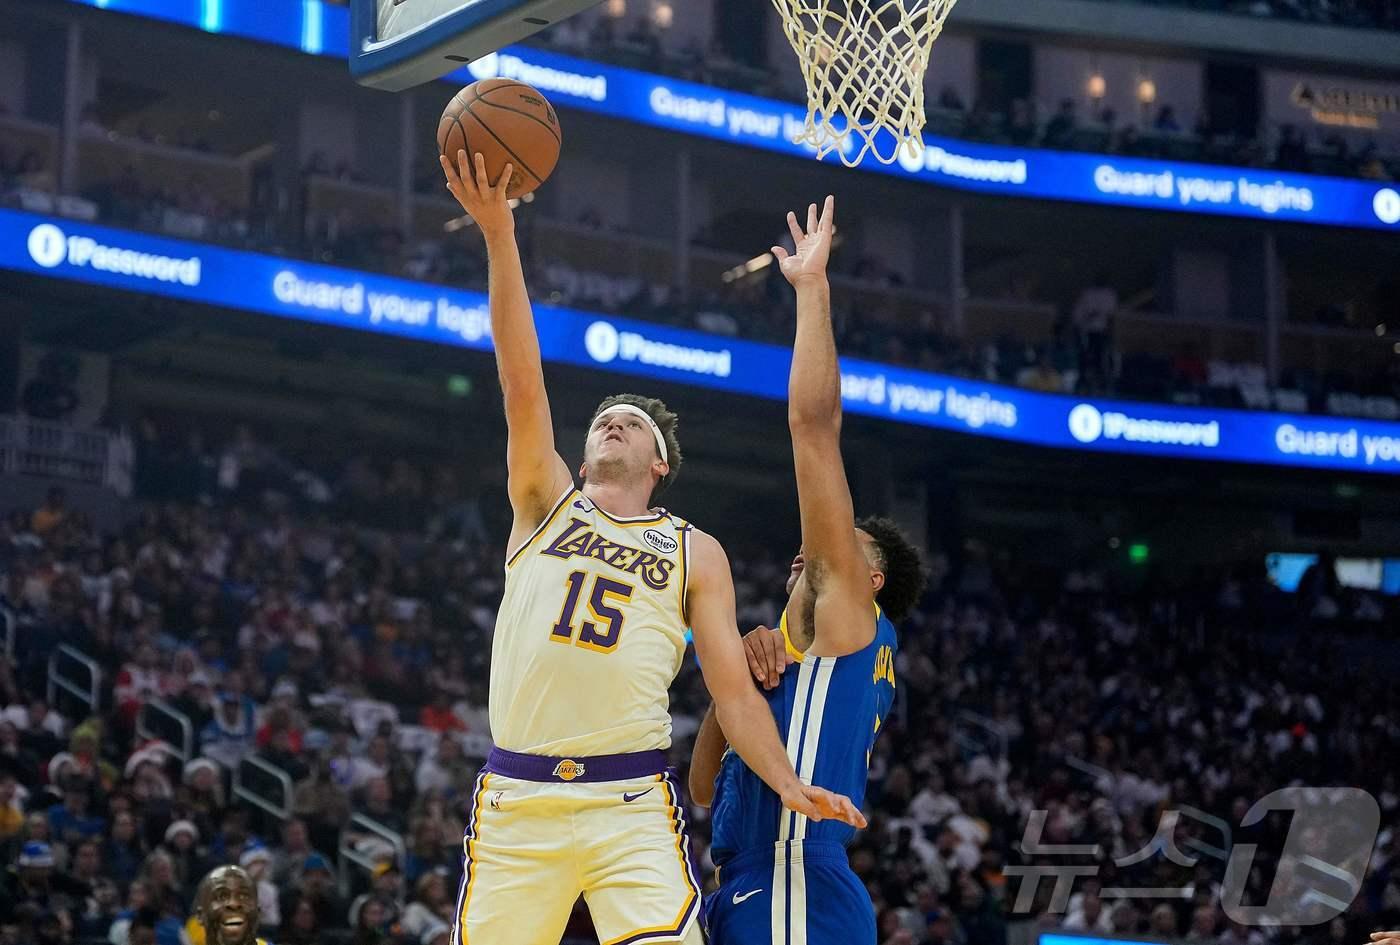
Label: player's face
xmin=583 ymin=410 xmax=662 ymax=483
xmin=786 ymin=548 xmax=805 ymax=595
xmin=200 ymin=867 xmax=259 ymax=945
xmin=785 ymin=530 xmax=883 ymax=596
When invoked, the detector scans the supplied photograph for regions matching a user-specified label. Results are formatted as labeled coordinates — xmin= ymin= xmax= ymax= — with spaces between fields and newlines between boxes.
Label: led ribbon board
xmin=6 ymin=208 xmax=1400 ymax=474
xmin=61 ymin=0 xmax=1400 ymax=231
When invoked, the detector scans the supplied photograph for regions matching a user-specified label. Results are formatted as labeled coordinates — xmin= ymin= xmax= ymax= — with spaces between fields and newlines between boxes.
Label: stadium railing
xmin=136 ymin=698 xmax=196 ymax=763
xmin=47 ymin=644 xmax=103 ymax=718
xmin=338 ymin=813 xmax=408 ymax=897
xmin=233 ymin=753 xmax=295 ymax=821
xmin=0 ymin=604 xmax=13 ymax=663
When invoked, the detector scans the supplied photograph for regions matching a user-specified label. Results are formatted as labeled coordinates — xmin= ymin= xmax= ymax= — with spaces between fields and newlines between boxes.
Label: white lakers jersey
xmin=488 ymin=487 xmax=693 ymax=757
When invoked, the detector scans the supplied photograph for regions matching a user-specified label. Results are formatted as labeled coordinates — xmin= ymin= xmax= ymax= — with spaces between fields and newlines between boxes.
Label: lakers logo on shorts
xmin=553 ymin=760 xmax=586 ymax=781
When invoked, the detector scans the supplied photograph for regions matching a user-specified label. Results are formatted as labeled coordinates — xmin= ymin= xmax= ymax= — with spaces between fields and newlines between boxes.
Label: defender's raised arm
xmin=774 ymin=197 xmax=877 ymax=654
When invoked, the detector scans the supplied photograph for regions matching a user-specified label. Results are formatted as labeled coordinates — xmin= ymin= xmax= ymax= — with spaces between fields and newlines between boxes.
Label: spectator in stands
xmin=236 ymin=847 xmax=281 ymax=934
xmin=1153 ymin=105 xmax=1181 ymax=133
xmin=349 ymin=861 xmax=404 ymax=932
xmin=1276 ymin=124 xmax=1310 ymax=171
xmin=350 ymin=894 xmax=396 ymax=945
xmin=400 ymin=871 xmax=452 ymax=941
xmin=19 ymin=352 xmax=81 ymax=423
xmin=162 ymin=821 xmax=206 ymax=894
xmin=413 ymin=733 xmax=471 ymax=798
xmin=938 ymin=85 xmax=967 ymax=112
xmin=48 ymin=778 xmax=106 ymax=848
xmin=171 ymin=672 xmax=216 ymax=735
xmin=284 ymin=854 xmax=345 ymax=930
xmin=199 ymin=678 xmax=256 ymax=770
xmin=0 ymin=720 xmax=40 ymax=789
xmin=417 ymin=689 xmax=464 ymax=734
xmin=1 ymin=840 xmax=88 ymax=924
xmin=1016 ymin=351 xmax=1064 ymax=393
xmin=78 ymin=876 xmax=124 ymax=940
xmin=1043 ymin=99 xmax=1078 ymax=148
xmin=127 ymin=907 xmax=159 ymax=945
xmin=114 ymin=645 xmax=166 ymax=727
xmin=105 ymin=810 xmax=145 ymax=886
xmin=0 ymin=772 xmax=22 ymax=846
xmin=270 ymin=819 xmax=316 ymax=887
xmin=69 ymin=840 xmax=103 ymax=890
xmin=1071 ymin=272 xmax=1118 ymax=393
xmin=1006 ymin=99 xmax=1036 ymax=146
xmin=359 ymin=777 xmax=405 ymax=835
xmin=280 ymin=895 xmax=319 ymax=945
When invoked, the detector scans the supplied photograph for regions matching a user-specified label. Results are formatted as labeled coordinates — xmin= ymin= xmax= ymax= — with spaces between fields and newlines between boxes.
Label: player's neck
xmin=581 ymin=481 xmax=654 ymax=519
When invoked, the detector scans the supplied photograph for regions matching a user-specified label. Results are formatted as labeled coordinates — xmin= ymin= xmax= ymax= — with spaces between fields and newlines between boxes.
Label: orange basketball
xmin=438 ymin=79 xmax=562 ymax=200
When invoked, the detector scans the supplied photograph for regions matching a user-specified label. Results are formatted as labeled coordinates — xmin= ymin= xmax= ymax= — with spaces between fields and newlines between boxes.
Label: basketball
xmin=438 ymin=78 xmax=562 ymax=200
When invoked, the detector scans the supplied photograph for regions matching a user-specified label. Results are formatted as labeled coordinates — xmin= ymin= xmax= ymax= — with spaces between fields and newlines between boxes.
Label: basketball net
xmin=772 ymin=0 xmax=959 ymax=166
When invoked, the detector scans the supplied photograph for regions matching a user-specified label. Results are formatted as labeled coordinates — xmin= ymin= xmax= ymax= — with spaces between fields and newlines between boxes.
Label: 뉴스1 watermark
xmin=1005 ymin=787 xmax=1379 ymax=926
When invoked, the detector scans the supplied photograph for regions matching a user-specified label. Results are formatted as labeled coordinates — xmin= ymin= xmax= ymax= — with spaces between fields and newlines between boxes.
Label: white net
xmin=772 ymin=0 xmax=959 ymax=167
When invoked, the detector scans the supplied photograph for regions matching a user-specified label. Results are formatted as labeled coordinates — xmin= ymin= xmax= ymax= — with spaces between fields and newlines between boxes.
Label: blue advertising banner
xmin=5 ymin=207 xmax=1400 ymax=474
xmin=62 ymin=0 xmax=1400 ymax=232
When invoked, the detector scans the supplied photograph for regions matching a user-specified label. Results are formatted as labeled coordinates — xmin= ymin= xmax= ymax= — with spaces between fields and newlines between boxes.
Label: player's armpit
xmin=688 ymin=703 xmax=726 ymax=807
xmin=788 ymin=354 xmax=880 ymax=654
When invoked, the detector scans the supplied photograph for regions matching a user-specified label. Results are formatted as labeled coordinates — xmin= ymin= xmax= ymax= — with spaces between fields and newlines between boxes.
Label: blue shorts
xmin=705 ymin=841 xmax=875 ymax=945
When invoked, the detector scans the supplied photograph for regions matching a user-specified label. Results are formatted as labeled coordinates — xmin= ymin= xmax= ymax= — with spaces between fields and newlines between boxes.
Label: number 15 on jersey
xmin=551 ymin=570 xmax=634 ymax=654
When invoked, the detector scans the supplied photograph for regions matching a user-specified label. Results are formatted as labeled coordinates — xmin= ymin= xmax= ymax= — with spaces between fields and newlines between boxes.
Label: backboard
xmin=350 ymin=0 xmax=603 ymax=91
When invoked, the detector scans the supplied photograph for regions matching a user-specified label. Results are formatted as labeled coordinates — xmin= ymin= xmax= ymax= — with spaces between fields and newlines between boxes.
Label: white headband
xmin=594 ymin=403 xmax=669 ymax=465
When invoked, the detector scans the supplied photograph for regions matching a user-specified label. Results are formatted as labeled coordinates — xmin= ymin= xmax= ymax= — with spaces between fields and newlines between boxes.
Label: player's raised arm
xmin=442 ymin=150 xmax=572 ymax=540
xmin=773 ymin=196 xmax=876 ymax=654
xmin=687 ymin=529 xmax=866 ymax=828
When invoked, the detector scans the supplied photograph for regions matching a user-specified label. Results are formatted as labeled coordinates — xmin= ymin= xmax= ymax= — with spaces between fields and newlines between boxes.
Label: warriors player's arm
xmin=688 ymin=703 xmax=724 ymax=806
xmin=443 ymin=150 xmax=571 ymax=535
xmin=783 ymin=198 xmax=876 ymax=654
xmin=688 ymin=530 xmax=866 ymax=828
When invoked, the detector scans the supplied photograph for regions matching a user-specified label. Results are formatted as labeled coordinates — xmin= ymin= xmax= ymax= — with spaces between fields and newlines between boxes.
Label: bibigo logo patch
xmin=643 ymin=528 xmax=677 ymax=554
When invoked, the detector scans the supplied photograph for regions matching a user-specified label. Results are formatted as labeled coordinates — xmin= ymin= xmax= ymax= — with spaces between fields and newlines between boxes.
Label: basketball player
xmin=193 ymin=866 xmax=268 ymax=945
xmin=439 ymin=150 xmax=865 ymax=945
xmin=689 ymin=196 xmax=926 ymax=945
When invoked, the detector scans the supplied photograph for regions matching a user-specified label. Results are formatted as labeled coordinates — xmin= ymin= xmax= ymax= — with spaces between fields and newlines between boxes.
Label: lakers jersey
xmin=489 ymin=486 xmax=693 ymax=757
xmin=709 ymin=606 xmax=897 ymax=862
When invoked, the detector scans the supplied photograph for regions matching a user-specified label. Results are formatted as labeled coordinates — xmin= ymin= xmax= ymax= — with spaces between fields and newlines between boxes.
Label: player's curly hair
xmin=855 ymin=515 xmax=926 ymax=623
xmin=591 ymin=394 xmax=683 ymax=501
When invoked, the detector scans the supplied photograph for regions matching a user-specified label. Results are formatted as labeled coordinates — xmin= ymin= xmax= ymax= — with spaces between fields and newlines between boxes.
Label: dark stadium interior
xmin=3 ymin=0 xmax=1400 ymax=944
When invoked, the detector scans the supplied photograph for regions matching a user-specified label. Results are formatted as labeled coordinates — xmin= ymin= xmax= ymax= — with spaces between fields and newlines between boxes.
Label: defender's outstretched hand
xmin=1369 ymin=933 xmax=1400 ymax=945
xmin=441 ymin=150 xmax=515 ymax=237
xmin=772 ymin=195 xmax=834 ymax=288
xmin=781 ymin=782 xmax=868 ymax=829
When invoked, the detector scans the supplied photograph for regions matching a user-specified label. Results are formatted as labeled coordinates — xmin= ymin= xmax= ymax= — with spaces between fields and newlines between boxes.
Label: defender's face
xmin=584 ymin=410 xmax=662 ymax=478
xmin=785 ymin=530 xmax=881 ymax=596
xmin=201 ymin=868 xmax=259 ymax=945
xmin=786 ymin=550 xmax=805 ymax=595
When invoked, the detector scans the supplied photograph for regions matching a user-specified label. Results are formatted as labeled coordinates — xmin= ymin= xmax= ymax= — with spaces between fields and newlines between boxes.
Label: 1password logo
xmin=28 ymin=224 xmax=67 ymax=268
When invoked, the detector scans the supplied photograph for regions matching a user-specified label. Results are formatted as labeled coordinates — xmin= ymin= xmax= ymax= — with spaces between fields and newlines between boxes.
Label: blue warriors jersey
xmin=705 ymin=605 xmax=897 ymax=945
xmin=710 ymin=604 xmax=897 ymax=861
